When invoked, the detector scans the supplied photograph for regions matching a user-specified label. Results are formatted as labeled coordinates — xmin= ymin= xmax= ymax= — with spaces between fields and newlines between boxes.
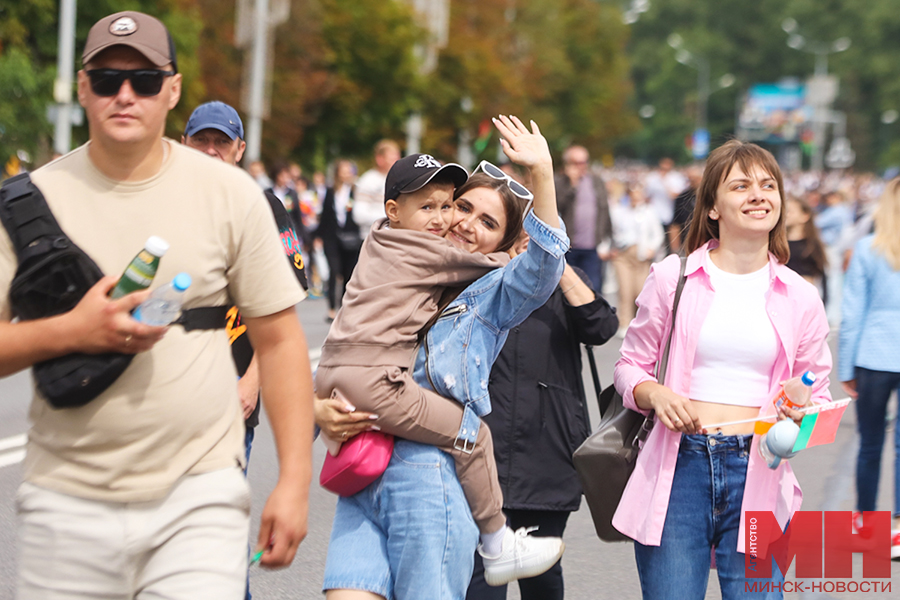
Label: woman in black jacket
xmin=315 ymin=159 xmax=360 ymax=320
xmin=467 ymin=243 xmax=618 ymax=600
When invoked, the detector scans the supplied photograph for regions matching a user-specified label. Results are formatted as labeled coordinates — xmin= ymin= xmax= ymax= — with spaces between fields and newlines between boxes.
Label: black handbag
xmin=0 ymin=174 xmax=228 ymax=409
xmin=573 ymin=255 xmax=687 ymax=542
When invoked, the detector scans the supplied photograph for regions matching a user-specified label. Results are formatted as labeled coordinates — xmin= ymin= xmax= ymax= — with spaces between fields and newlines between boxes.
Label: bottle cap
xmin=145 ymin=236 xmax=170 ymax=257
xmin=801 ymin=371 xmax=816 ymax=386
xmin=173 ymin=272 xmax=192 ymax=292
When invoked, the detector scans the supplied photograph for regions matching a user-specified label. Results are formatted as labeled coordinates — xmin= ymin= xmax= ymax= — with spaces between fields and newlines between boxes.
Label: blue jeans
xmin=854 ymin=367 xmax=900 ymax=516
xmin=634 ymin=434 xmax=784 ymax=600
xmin=323 ymin=440 xmax=479 ymax=600
xmin=566 ymin=248 xmax=603 ymax=292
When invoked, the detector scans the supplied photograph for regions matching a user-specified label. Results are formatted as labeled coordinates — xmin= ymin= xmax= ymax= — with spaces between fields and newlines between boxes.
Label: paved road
xmin=0 ymin=295 xmax=896 ymax=599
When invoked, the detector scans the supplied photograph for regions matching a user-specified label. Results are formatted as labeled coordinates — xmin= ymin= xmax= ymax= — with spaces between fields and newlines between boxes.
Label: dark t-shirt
xmin=229 ymin=190 xmax=308 ymax=428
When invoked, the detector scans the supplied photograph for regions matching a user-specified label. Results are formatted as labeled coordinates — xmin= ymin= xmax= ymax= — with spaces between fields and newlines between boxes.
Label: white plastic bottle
xmin=133 ymin=273 xmax=192 ymax=326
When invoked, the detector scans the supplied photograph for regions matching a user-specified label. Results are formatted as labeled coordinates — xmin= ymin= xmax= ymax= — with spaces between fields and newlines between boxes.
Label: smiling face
xmin=709 ymin=163 xmax=781 ymax=242
xmin=77 ymin=46 xmax=181 ymax=148
xmin=448 ymin=186 xmax=508 ymax=254
xmin=385 ymin=182 xmax=455 ymax=236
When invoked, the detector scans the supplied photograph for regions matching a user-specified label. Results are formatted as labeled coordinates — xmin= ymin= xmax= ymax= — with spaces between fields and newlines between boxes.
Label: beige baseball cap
xmin=82 ymin=11 xmax=177 ymax=72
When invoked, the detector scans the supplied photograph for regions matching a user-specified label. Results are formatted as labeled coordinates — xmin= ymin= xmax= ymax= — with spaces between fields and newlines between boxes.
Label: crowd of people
xmin=1 ymin=9 xmax=899 ymax=600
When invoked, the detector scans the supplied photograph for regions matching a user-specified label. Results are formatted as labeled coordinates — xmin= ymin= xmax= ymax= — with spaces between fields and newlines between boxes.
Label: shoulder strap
xmin=0 ymin=173 xmax=66 ymax=256
xmin=637 ymin=255 xmax=688 ymax=444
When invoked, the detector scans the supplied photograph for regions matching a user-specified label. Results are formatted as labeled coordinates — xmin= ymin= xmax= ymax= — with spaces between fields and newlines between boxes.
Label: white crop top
xmin=690 ymin=252 xmax=778 ymax=407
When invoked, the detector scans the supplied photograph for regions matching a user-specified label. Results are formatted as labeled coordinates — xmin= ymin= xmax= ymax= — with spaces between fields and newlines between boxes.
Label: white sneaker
xmin=479 ymin=527 xmax=565 ymax=587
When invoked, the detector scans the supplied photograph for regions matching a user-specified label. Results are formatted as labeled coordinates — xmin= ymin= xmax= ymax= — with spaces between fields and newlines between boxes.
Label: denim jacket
xmin=412 ymin=210 xmax=569 ymax=449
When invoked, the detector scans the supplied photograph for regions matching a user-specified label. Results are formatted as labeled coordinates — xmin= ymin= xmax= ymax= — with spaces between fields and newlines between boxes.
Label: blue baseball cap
xmin=184 ymin=101 xmax=244 ymax=140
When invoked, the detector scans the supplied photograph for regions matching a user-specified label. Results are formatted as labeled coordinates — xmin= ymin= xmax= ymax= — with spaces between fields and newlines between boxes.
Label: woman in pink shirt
xmin=614 ymin=140 xmax=832 ymax=599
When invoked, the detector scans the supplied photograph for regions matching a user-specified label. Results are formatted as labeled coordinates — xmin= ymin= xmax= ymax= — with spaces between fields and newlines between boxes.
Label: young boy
xmin=315 ymin=152 xmax=564 ymax=586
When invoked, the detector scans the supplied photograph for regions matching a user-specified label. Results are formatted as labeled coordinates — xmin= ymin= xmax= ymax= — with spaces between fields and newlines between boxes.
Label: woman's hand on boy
xmin=492 ymin=115 xmax=552 ymax=172
xmin=314 ymin=394 xmax=379 ymax=442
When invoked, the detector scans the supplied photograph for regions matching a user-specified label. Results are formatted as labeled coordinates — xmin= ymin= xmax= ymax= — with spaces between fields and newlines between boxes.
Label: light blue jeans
xmin=634 ymin=433 xmax=785 ymax=600
xmin=323 ymin=440 xmax=479 ymax=599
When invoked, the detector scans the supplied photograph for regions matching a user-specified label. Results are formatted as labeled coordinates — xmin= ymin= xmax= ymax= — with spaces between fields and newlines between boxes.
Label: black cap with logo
xmin=384 ymin=154 xmax=468 ymax=203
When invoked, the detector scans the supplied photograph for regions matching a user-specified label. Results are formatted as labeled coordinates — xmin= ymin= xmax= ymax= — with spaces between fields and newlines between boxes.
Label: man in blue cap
xmin=183 ymin=101 xmax=247 ymax=165
xmin=184 ymin=101 xmax=308 ymax=600
xmin=183 ymin=100 xmax=307 ymax=472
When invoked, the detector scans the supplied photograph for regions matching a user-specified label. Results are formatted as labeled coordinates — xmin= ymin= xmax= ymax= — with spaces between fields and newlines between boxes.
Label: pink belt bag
xmin=320 ymin=431 xmax=395 ymax=496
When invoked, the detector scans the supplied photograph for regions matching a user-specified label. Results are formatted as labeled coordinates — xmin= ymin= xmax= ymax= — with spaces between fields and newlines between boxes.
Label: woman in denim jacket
xmin=839 ymin=177 xmax=900 ymax=554
xmin=316 ymin=117 xmax=571 ymax=600
xmin=614 ymin=140 xmax=832 ymax=599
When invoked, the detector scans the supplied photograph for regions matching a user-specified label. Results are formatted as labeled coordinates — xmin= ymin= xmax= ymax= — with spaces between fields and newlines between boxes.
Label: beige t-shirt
xmin=0 ymin=141 xmax=306 ymax=502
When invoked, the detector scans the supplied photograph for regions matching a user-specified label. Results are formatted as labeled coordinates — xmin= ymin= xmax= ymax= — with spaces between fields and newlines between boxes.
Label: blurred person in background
xmin=784 ymin=196 xmax=828 ymax=303
xmin=268 ymin=161 xmax=303 ymax=231
xmin=248 ymin=159 xmax=272 ymax=189
xmin=644 ymin=157 xmax=687 ymax=231
xmin=839 ymin=177 xmax=900 ymax=558
xmin=610 ymin=184 xmax=664 ymax=337
xmin=354 ymin=140 xmax=401 ymax=236
xmin=668 ymin=165 xmax=703 ymax=254
xmin=554 ymin=145 xmax=612 ymax=292
xmin=317 ymin=159 xmax=360 ymax=321
xmin=816 ymin=189 xmax=854 ymax=323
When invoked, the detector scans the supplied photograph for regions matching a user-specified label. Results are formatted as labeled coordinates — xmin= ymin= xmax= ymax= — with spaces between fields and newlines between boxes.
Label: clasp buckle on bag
xmin=453 ymin=436 xmax=476 ymax=454
xmin=633 ymin=416 xmax=655 ymax=449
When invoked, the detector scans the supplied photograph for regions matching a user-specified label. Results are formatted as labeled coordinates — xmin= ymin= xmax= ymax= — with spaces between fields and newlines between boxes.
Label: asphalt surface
xmin=0 ymin=294 xmax=897 ymax=599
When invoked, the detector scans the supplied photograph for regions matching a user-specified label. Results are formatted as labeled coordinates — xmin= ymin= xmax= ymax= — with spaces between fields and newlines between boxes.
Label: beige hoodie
xmin=318 ymin=219 xmax=509 ymax=368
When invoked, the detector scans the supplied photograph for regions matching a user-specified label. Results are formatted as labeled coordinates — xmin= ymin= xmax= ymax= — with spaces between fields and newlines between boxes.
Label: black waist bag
xmin=0 ymin=173 xmax=227 ymax=409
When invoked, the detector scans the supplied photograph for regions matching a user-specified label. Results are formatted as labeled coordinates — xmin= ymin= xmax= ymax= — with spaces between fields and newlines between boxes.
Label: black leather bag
xmin=573 ymin=256 xmax=687 ymax=542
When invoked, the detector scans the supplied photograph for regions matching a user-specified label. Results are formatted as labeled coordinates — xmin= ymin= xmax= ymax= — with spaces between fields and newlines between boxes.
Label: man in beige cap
xmin=0 ymin=11 xmax=313 ymax=599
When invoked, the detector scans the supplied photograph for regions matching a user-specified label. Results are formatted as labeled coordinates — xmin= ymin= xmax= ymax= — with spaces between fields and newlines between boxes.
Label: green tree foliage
xmin=423 ymin=0 xmax=635 ymax=163
xmin=622 ymin=0 xmax=900 ymax=170
xmin=0 ymin=0 xmax=201 ymax=167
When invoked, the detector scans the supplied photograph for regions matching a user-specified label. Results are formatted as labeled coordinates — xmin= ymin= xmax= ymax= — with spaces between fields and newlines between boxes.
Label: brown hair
xmin=454 ymin=173 xmax=529 ymax=253
xmin=788 ymin=196 xmax=828 ymax=275
xmin=684 ymin=139 xmax=790 ymax=263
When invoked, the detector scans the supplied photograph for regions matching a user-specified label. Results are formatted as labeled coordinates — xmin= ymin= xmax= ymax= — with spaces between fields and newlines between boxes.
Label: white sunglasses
xmin=476 ymin=160 xmax=534 ymax=201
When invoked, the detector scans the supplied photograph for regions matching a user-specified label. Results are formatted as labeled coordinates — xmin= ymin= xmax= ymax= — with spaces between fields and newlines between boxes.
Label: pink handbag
xmin=319 ymin=431 xmax=395 ymax=496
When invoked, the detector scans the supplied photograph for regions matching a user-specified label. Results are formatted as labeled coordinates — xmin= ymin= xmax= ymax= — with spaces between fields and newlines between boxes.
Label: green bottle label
xmin=110 ymin=250 xmax=161 ymax=298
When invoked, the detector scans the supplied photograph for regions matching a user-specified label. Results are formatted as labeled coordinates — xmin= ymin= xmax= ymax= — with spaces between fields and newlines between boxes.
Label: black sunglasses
xmin=86 ymin=69 xmax=176 ymax=97
xmin=476 ymin=160 xmax=534 ymax=201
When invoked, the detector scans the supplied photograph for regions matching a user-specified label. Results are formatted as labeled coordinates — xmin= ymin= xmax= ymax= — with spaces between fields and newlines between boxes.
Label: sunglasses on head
xmin=476 ymin=160 xmax=534 ymax=201
xmin=86 ymin=69 xmax=176 ymax=97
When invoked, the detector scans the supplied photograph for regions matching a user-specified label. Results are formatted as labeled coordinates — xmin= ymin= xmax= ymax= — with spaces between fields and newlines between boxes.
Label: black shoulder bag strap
xmin=635 ymin=255 xmax=688 ymax=446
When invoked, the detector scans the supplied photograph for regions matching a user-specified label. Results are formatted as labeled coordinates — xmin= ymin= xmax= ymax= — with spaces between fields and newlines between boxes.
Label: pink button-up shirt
xmin=613 ymin=242 xmax=832 ymax=552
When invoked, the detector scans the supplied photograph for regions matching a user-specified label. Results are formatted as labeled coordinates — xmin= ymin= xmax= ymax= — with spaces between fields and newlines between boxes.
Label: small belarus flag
xmin=791 ymin=398 xmax=852 ymax=452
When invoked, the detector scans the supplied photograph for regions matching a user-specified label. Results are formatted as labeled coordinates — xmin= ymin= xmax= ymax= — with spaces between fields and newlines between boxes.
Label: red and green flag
xmin=791 ymin=398 xmax=852 ymax=452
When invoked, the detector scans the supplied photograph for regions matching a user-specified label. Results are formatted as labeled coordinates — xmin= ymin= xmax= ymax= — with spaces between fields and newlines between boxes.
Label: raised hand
xmin=492 ymin=115 xmax=552 ymax=171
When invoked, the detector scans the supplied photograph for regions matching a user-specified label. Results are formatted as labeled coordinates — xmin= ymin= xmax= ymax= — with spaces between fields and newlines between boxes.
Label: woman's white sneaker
xmin=479 ymin=527 xmax=565 ymax=587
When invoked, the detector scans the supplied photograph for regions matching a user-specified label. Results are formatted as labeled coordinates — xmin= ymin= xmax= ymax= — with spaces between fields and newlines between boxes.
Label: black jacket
xmin=484 ymin=277 xmax=618 ymax=511
xmin=315 ymin=186 xmax=360 ymax=246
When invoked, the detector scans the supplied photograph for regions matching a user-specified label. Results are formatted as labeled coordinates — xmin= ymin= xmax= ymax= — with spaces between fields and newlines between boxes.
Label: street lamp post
xmin=668 ymin=34 xmax=734 ymax=159
xmin=782 ymin=18 xmax=850 ymax=171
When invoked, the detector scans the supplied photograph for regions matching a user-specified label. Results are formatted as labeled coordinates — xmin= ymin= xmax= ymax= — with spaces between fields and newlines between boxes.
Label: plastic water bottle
xmin=110 ymin=236 xmax=169 ymax=299
xmin=133 ymin=273 xmax=192 ymax=326
xmin=758 ymin=419 xmax=801 ymax=469
xmin=773 ymin=371 xmax=816 ymax=411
